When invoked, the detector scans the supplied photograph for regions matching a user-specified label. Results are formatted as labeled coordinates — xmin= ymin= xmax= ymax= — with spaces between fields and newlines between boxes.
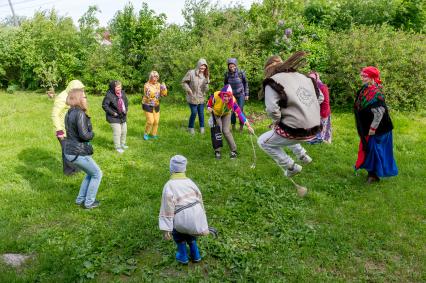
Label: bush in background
xmin=326 ymin=25 xmax=426 ymax=110
xmin=0 ymin=0 xmax=425 ymax=110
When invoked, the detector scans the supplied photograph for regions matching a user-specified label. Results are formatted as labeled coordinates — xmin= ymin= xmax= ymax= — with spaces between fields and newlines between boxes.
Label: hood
xmin=65 ymin=80 xmax=85 ymax=93
xmin=227 ymin=58 xmax=238 ymax=66
xmin=220 ymin=84 xmax=233 ymax=96
xmin=108 ymin=80 xmax=121 ymax=92
xmin=196 ymin=58 xmax=208 ymax=70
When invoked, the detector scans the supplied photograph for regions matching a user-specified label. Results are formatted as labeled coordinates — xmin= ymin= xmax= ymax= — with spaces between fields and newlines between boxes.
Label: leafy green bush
xmin=325 ymin=25 xmax=426 ymax=110
xmin=0 ymin=1 xmax=425 ymax=110
xmin=6 ymin=84 xmax=19 ymax=93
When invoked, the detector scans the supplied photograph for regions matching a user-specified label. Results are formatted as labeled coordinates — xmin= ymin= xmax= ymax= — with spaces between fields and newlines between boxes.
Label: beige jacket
xmin=181 ymin=59 xmax=209 ymax=104
xmin=51 ymin=80 xmax=85 ymax=136
xmin=265 ymin=72 xmax=323 ymax=136
xmin=159 ymin=173 xmax=208 ymax=235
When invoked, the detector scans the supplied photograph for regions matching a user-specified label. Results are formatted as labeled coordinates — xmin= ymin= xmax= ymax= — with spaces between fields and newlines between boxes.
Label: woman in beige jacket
xmin=182 ymin=59 xmax=209 ymax=134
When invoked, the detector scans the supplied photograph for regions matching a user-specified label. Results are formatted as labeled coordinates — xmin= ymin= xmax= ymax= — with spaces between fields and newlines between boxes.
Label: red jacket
xmin=319 ymin=84 xmax=331 ymax=118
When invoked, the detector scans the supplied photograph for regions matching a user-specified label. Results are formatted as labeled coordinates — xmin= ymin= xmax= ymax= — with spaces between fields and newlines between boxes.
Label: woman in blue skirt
xmin=354 ymin=66 xmax=398 ymax=184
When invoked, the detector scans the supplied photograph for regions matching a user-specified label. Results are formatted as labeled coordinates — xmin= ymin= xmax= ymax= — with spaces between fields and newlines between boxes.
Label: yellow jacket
xmin=51 ymin=80 xmax=85 ymax=136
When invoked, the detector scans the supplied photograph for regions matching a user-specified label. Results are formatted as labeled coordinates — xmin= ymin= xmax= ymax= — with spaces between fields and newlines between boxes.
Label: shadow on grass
xmin=15 ymin=147 xmax=74 ymax=193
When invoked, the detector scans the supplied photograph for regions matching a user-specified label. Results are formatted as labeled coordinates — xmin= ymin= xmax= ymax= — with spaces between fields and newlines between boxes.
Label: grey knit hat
xmin=170 ymin=155 xmax=187 ymax=173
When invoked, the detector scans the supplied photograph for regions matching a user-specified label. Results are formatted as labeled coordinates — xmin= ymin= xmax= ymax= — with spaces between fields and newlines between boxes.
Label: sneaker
xmin=121 ymin=144 xmax=129 ymax=149
xmin=116 ymin=148 xmax=124 ymax=154
xmin=84 ymin=200 xmax=100 ymax=209
xmin=188 ymin=128 xmax=195 ymax=135
xmin=230 ymin=151 xmax=238 ymax=159
xmin=214 ymin=151 xmax=221 ymax=159
xmin=143 ymin=134 xmax=150 ymax=140
xmin=151 ymin=135 xmax=158 ymax=140
xmin=285 ymin=163 xmax=302 ymax=177
xmin=299 ymin=154 xmax=312 ymax=165
xmin=200 ymin=127 xmax=205 ymax=134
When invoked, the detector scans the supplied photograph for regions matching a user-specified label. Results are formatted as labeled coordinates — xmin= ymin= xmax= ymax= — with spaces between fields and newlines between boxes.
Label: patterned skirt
xmin=308 ymin=115 xmax=332 ymax=144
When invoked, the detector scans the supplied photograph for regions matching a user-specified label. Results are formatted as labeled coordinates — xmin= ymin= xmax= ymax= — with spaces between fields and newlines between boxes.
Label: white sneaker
xmin=285 ymin=163 xmax=302 ymax=177
xmin=299 ymin=155 xmax=312 ymax=165
xmin=116 ymin=148 xmax=124 ymax=154
xmin=121 ymin=144 xmax=129 ymax=149
xmin=200 ymin=127 xmax=205 ymax=134
xmin=188 ymin=128 xmax=195 ymax=135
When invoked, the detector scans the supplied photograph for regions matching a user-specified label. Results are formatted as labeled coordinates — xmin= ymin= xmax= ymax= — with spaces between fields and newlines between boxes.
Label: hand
xmin=163 ymin=231 xmax=172 ymax=241
xmin=247 ymin=126 xmax=255 ymax=135
xmin=245 ymin=96 xmax=249 ymax=101
xmin=113 ymin=112 xmax=118 ymax=117
xmin=207 ymin=107 xmax=213 ymax=113
xmin=368 ymin=129 xmax=376 ymax=136
xmin=56 ymin=130 xmax=65 ymax=140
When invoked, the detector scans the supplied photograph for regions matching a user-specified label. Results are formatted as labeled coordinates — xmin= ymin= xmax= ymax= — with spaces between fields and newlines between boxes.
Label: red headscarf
xmin=361 ymin=66 xmax=382 ymax=84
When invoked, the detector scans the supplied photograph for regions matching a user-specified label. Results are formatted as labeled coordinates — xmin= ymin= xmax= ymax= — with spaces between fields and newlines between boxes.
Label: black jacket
xmin=64 ymin=107 xmax=94 ymax=156
xmin=102 ymin=90 xmax=129 ymax=124
xmin=354 ymin=87 xmax=393 ymax=150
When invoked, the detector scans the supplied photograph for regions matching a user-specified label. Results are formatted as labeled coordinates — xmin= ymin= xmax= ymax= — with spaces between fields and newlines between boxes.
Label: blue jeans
xmin=231 ymin=95 xmax=245 ymax=125
xmin=64 ymin=154 xmax=102 ymax=206
xmin=188 ymin=103 xmax=205 ymax=128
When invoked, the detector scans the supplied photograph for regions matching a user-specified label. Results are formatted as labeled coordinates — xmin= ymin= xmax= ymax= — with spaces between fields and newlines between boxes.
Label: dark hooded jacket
xmin=224 ymin=58 xmax=249 ymax=98
xmin=102 ymin=81 xmax=129 ymax=124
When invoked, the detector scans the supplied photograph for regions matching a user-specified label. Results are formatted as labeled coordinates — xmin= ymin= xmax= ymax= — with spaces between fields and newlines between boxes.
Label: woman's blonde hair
xmin=66 ymin=88 xmax=87 ymax=111
xmin=149 ymin=71 xmax=160 ymax=81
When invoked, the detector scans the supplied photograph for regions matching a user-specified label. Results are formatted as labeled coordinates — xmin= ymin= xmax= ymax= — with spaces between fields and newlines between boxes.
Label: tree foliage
xmin=0 ymin=0 xmax=425 ymax=109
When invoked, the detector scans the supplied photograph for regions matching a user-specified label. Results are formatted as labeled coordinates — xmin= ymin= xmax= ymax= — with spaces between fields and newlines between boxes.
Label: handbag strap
xmin=212 ymin=113 xmax=218 ymax=126
xmin=174 ymin=201 xmax=200 ymax=215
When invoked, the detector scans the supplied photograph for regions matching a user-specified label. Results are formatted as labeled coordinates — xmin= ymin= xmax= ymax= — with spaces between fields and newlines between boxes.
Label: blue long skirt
xmin=357 ymin=131 xmax=398 ymax=177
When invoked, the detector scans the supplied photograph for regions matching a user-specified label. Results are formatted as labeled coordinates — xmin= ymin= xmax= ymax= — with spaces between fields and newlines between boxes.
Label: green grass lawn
xmin=0 ymin=91 xmax=425 ymax=282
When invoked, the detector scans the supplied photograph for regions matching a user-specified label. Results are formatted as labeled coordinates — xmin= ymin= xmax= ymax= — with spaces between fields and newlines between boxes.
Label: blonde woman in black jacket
xmin=64 ymin=89 xmax=103 ymax=209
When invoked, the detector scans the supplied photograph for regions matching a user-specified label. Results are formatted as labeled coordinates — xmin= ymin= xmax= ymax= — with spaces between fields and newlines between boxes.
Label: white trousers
xmin=110 ymin=122 xmax=127 ymax=149
xmin=257 ymin=130 xmax=307 ymax=171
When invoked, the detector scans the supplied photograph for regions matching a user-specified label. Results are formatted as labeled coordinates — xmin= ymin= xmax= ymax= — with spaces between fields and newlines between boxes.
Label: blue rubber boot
xmin=175 ymin=242 xmax=189 ymax=264
xmin=188 ymin=240 xmax=201 ymax=262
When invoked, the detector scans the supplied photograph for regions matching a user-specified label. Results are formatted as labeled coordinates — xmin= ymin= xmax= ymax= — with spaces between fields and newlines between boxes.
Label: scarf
xmin=355 ymin=83 xmax=385 ymax=111
xmin=115 ymin=90 xmax=125 ymax=113
xmin=361 ymin=66 xmax=382 ymax=85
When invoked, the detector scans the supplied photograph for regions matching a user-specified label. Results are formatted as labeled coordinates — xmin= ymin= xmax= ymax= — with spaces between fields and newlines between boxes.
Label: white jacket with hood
xmin=51 ymin=80 xmax=85 ymax=136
